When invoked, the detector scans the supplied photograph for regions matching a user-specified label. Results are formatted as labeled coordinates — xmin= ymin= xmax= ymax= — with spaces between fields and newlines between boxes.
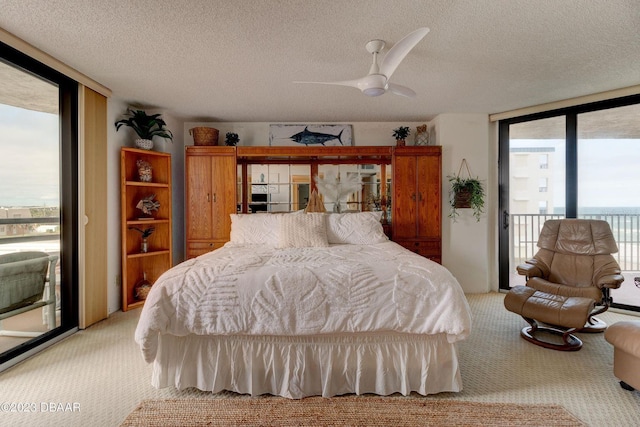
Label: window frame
xmin=0 ymin=42 xmax=79 ymax=366
xmin=498 ymin=93 xmax=640 ymax=312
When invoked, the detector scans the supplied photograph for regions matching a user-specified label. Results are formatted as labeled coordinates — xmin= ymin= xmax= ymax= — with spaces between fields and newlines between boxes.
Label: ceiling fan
xmin=294 ymin=27 xmax=430 ymax=98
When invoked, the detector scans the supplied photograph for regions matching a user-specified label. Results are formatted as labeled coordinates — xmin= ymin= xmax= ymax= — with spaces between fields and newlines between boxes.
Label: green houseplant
xmin=225 ymin=132 xmax=239 ymax=146
xmin=448 ymin=175 xmax=485 ymax=222
xmin=392 ymin=126 xmax=410 ymax=146
xmin=115 ymin=108 xmax=173 ymax=150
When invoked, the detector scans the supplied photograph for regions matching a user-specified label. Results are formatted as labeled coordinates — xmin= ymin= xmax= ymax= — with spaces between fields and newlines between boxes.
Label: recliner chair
xmin=504 ymin=219 xmax=624 ymax=351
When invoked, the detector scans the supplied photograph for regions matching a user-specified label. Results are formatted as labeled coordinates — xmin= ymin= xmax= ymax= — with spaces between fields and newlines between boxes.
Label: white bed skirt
xmin=151 ymin=332 xmax=462 ymax=399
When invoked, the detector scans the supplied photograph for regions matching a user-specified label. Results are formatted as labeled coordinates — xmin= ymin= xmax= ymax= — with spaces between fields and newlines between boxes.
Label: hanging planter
xmin=453 ymin=188 xmax=473 ymax=208
xmin=448 ymin=159 xmax=485 ymax=222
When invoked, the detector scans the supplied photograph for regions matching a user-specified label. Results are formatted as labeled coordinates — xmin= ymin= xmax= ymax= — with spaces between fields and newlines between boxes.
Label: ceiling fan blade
xmin=387 ymin=83 xmax=416 ymax=98
xmin=379 ymin=27 xmax=429 ymax=79
xmin=293 ymin=79 xmax=362 ymax=89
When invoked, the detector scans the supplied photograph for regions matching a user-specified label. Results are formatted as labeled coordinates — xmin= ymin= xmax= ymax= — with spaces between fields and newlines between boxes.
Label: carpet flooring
xmin=120 ymin=397 xmax=586 ymax=426
xmin=0 ymin=292 xmax=638 ymax=426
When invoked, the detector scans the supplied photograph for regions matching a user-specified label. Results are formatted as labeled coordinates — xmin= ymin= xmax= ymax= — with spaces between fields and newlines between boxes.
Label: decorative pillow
xmin=278 ymin=213 xmax=329 ymax=248
xmin=229 ymin=214 xmax=282 ymax=245
xmin=325 ymin=211 xmax=389 ymax=244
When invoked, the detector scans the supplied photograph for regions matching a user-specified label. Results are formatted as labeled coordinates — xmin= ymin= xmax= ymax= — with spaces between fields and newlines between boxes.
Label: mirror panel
xmin=238 ymin=163 xmax=390 ymax=216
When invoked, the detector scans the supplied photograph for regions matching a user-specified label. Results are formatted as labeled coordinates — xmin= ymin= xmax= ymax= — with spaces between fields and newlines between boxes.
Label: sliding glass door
xmin=500 ymin=116 xmax=566 ymax=289
xmin=577 ymin=104 xmax=640 ymax=309
xmin=499 ymin=95 xmax=640 ymax=312
xmin=0 ymin=44 xmax=78 ymax=368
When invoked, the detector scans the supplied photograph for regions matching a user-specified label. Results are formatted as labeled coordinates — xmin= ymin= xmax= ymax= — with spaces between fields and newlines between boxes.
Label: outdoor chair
xmin=0 ymin=251 xmax=58 ymax=337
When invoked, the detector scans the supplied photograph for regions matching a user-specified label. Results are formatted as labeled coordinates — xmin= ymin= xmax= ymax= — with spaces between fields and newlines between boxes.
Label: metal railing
xmin=0 ymin=217 xmax=60 ymax=244
xmin=511 ymin=213 xmax=640 ymax=271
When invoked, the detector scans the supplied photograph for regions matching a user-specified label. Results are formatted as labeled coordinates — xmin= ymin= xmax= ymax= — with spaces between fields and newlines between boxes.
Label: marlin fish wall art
xmin=269 ymin=124 xmax=353 ymax=146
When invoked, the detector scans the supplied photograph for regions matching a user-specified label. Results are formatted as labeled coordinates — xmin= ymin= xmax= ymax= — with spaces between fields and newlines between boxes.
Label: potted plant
xmin=448 ymin=175 xmax=485 ymax=222
xmin=225 ymin=132 xmax=239 ymax=146
xmin=392 ymin=126 xmax=410 ymax=146
xmin=115 ymin=108 xmax=173 ymax=150
xmin=128 ymin=226 xmax=155 ymax=253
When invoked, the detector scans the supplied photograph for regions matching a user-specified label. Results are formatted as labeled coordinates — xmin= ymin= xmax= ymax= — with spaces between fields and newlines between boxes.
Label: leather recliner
xmin=504 ymin=219 xmax=624 ymax=351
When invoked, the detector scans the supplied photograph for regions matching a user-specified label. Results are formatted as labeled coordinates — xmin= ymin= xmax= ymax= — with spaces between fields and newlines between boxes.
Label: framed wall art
xmin=269 ymin=124 xmax=353 ymax=147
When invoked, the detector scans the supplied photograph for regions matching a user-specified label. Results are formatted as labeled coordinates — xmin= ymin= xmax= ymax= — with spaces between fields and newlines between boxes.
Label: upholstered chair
xmin=0 ymin=251 xmax=58 ymax=337
xmin=504 ymin=219 xmax=624 ymax=351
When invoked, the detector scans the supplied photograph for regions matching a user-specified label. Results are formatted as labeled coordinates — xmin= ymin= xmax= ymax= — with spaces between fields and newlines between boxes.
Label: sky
xmin=0 ymin=104 xmax=59 ymax=207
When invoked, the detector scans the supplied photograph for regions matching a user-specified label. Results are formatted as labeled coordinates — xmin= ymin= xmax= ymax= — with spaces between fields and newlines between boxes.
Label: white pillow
xmin=278 ymin=213 xmax=329 ymax=248
xmin=325 ymin=211 xmax=389 ymax=244
xmin=229 ymin=214 xmax=281 ymax=245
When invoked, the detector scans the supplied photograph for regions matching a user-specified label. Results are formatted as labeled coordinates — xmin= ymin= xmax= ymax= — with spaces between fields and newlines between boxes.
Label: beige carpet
xmin=1 ymin=293 xmax=638 ymax=427
xmin=120 ymin=397 xmax=585 ymax=426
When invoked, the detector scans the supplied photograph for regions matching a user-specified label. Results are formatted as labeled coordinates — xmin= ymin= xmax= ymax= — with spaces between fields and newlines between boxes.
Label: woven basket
xmin=189 ymin=127 xmax=219 ymax=146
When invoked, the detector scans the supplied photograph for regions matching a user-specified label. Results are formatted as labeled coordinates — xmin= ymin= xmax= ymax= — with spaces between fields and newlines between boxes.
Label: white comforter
xmin=135 ymin=241 xmax=472 ymax=363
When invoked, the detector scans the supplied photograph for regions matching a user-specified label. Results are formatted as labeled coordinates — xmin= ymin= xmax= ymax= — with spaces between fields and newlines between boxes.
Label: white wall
xmin=106 ymin=98 xmax=127 ymax=314
xmin=182 ymin=122 xmax=430 ymax=147
xmin=432 ymin=114 xmax=493 ymax=293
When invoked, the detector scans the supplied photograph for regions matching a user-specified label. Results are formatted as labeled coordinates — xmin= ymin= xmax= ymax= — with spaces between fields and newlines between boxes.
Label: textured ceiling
xmin=1 ymin=0 xmax=639 ymax=122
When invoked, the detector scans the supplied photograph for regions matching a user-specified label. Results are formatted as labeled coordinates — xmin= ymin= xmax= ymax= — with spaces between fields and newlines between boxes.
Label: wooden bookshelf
xmin=120 ymin=148 xmax=172 ymax=311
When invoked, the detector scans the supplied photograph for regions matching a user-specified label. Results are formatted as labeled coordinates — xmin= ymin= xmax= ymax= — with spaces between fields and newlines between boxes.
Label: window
xmin=499 ymin=94 xmax=640 ymax=312
xmin=538 ymin=201 xmax=548 ymax=214
xmin=1 ymin=43 xmax=79 ymax=368
xmin=538 ymin=178 xmax=548 ymax=193
xmin=539 ymin=154 xmax=549 ymax=169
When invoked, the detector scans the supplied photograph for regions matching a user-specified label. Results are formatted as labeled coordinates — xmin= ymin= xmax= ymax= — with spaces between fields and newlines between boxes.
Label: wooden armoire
xmin=391 ymin=146 xmax=442 ymax=263
xmin=185 ymin=145 xmax=442 ymax=262
xmin=185 ymin=146 xmax=237 ymax=259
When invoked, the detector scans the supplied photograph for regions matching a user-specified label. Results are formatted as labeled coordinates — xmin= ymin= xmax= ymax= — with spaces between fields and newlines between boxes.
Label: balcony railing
xmin=511 ymin=213 xmax=640 ymax=271
xmin=0 ymin=217 xmax=60 ymax=245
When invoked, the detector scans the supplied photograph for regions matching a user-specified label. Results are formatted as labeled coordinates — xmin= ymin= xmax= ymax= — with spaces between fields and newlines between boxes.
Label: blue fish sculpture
xmin=289 ymin=127 xmax=344 ymax=146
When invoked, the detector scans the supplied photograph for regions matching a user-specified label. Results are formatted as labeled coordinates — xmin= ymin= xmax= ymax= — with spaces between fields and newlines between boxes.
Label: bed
xmin=135 ymin=212 xmax=472 ymax=398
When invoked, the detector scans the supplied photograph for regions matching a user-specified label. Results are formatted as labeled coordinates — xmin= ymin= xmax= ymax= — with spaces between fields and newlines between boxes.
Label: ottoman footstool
xmin=504 ymin=285 xmax=596 ymax=351
xmin=604 ymin=321 xmax=640 ymax=391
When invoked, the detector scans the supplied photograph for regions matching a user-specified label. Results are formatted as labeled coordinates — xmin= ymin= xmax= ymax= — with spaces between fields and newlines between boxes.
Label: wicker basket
xmin=189 ymin=127 xmax=219 ymax=146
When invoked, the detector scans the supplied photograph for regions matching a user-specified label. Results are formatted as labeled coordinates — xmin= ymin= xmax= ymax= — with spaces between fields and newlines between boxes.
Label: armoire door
xmin=416 ymin=154 xmax=441 ymax=239
xmin=392 ymin=154 xmax=418 ymax=239
xmin=209 ymin=154 xmax=236 ymax=241
xmin=186 ymin=154 xmax=213 ymax=241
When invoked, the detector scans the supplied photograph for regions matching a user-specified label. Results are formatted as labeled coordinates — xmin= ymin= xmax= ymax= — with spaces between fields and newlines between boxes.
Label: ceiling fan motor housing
xmin=359 ymin=74 xmax=387 ymax=96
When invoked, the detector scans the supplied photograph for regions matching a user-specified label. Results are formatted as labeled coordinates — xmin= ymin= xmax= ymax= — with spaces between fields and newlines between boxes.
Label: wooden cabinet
xmin=185 ymin=146 xmax=237 ymax=259
xmin=120 ymin=148 xmax=172 ymax=311
xmin=183 ymin=145 xmax=441 ymax=262
xmin=392 ymin=146 xmax=442 ymax=263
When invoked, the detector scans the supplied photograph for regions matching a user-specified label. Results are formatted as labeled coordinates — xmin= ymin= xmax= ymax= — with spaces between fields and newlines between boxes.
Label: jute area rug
xmin=120 ymin=397 xmax=586 ymax=426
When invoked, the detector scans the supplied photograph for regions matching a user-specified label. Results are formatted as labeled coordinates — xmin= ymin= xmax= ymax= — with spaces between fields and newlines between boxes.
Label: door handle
xmin=411 ymin=193 xmax=416 ymax=201
xmin=503 ymin=210 xmax=510 ymax=229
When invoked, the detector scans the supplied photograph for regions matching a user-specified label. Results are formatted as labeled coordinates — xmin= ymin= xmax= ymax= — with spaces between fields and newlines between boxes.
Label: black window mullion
xmin=565 ymin=113 xmax=577 ymax=218
xmin=498 ymin=121 xmax=510 ymax=291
